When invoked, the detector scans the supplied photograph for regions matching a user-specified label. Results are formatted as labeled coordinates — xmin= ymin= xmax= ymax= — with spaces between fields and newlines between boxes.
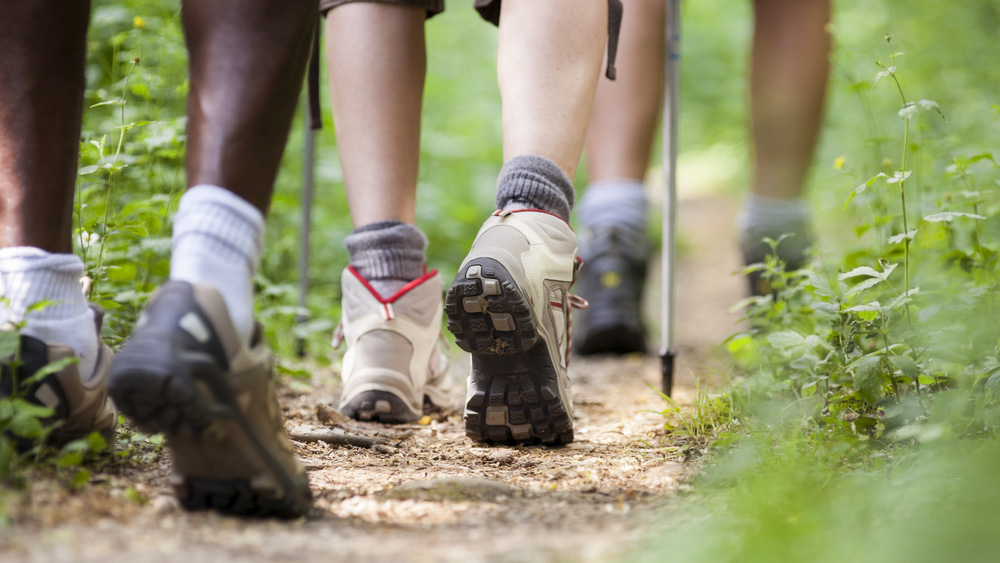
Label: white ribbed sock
xmin=0 ymin=247 xmax=98 ymax=381
xmin=169 ymin=185 xmax=264 ymax=346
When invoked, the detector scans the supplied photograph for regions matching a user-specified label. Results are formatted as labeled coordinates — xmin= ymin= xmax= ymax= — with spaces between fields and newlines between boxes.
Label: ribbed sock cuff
xmin=495 ymin=155 xmax=575 ymax=221
xmin=344 ymin=221 xmax=427 ymax=283
xmin=0 ymin=247 xmax=88 ymax=322
xmin=171 ymin=185 xmax=265 ymax=276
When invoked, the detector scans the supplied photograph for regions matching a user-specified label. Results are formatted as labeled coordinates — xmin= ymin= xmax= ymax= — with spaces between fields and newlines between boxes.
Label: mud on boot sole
xmin=109 ymin=345 xmax=311 ymax=519
xmin=446 ymin=258 xmax=574 ymax=446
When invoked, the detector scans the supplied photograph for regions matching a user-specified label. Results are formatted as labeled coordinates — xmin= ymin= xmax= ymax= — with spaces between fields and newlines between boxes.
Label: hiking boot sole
xmin=340 ymin=390 xmax=422 ymax=424
xmin=446 ymin=258 xmax=573 ymax=446
xmin=109 ymin=340 xmax=311 ymax=519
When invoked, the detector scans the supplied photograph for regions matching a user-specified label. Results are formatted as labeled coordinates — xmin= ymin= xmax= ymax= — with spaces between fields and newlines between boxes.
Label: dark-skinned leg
xmin=0 ymin=0 xmax=90 ymax=253
xmin=109 ymin=0 xmax=316 ymax=518
xmin=182 ymin=0 xmax=316 ymax=212
xmin=0 ymin=2 xmax=117 ymax=447
xmin=168 ymin=0 xmax=316 ymax=345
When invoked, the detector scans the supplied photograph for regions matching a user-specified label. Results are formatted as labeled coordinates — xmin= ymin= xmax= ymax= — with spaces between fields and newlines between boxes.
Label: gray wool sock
xmin=579 ymin=179 xmax=648 ymax=236
xmin=344 ymin=221 xmax=427 ymax=297
xmin=495 ymin=155 xmax=575 ymax=221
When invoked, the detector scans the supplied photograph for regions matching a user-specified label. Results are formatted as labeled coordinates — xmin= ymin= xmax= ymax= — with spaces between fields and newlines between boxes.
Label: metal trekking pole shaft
xmin=660 ymin=0 xmax=681 ymax=396
xmin=296 ymin=117 xmax=316 ymax=358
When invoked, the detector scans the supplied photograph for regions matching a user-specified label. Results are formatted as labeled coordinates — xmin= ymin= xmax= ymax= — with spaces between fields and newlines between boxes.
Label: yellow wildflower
xmin=834 ymin=156 xmax=846 ymax=170
xmin=134 ymin=16 xmax=146 ymax=29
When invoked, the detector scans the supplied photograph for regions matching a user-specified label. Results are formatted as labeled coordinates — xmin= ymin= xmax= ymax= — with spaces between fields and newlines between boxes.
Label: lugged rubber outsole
xmin=340 ymin=390 xmax=421 ymax=424
xmin=446 ymin=258 xmax=573 ymax=446
xmin=109 ymin=338 xmax=311 ymax=519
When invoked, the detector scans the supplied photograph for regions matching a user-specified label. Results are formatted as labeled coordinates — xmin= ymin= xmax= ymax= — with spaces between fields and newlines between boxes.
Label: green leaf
xmin=838 ymin=266 xmax=882 ymax=280
xmin=26 ymin=300 xmax=58 ymax=314
xmin=889 ymin=355 xmax=919 ymax=382
xmin=767 ymin=331 xmax=805 ymax=349
xmin=9 ymin=410 xmax=44 ymax=438
xmin=885 ymin=170 xmax=912 ymax=184
xmin=923 ymin=211 xmax=986 ymax=222
xmin=850 ymin=354 xmax=885 ymax=404
xmin=898 ymin=103 xmax=919 ymax=120
xmin=23 ymin=357 xmax=79 ymax=386
xmin=78 ymin=165 xmax=100 ymax=176
xmin=888 ymin=230 xmax=917 ymax=245
xmin=0 ymin=331 xmax=19 ymax=359
xmin=844 ymin=301 xmax=882 ymax=313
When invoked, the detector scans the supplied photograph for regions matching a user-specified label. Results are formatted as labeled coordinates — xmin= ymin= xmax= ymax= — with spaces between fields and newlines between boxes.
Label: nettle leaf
xmin=839 ymin=266 xmax=881 ymax=280
xmin=844 ymin=277 xmax=884 ymax=297
xmin=78 ymin=165 xmax=100 ymax=176
xmin=889 ymin=355 xmax=919 ymax=382
xmin=923 ymin=211 xmax=986 ymax=222
xmin=850 ymin=354 xmax=885 ymax=403
xmin=844 ymin=301 xmax=882 ymax=313
xmin=767 ymin=331 xmax=805 ymax=352
xmin=885 ymin=170 xmax=912 ymax=184
xmin=888 ymin=230 xmax=917 ymax=245
xmin=839 ymin=263 xmax=897 ymax=297
xmin=886 ymin=287 xmax=920 ymax=311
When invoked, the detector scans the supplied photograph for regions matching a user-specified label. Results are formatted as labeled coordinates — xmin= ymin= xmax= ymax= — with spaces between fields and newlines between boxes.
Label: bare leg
xmin=586 ymin=0 xmax=666 ymax=183
xmin=749 ymin=0 xmax=831 ymax=199
xmin=0 ymin=0 xmax=91 ymax=253
xmin=498 ymin=0 xmax=607 ymax=178
xmin=325 ymin=3 xmax=425 ymax=227
xmin=182 ymin=0 xmax=316 ymax=212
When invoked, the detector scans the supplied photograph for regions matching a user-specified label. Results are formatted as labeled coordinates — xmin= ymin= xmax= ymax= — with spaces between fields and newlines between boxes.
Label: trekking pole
xmin=296 ymin=23 xmax=323 ymax=358
xmin=660 ymin=0 xmax=681 ymax=396
xmin=296 ymin=120 xmax=315 ymax=358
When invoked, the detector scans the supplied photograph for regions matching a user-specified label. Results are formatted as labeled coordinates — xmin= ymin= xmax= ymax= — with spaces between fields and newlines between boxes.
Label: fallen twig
xmin=290 ymin=426 xmax=395 ymax=451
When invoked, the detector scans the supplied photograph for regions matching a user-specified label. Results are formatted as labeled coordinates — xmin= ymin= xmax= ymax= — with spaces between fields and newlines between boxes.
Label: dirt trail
xmin=0 ymin=196 xmax=745 ymax=563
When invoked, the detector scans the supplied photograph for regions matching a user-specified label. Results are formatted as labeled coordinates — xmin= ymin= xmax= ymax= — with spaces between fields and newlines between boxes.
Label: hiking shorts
xmin=318 ymin=0 xmax=504 ymax=25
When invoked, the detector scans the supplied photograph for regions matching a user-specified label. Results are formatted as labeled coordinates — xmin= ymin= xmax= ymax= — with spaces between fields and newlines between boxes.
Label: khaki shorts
xmin=318 ymin=0 xmax=503 ymax=25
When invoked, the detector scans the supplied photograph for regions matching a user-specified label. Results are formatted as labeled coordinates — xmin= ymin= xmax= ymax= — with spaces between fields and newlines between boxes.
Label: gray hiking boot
xmin=109 ymin=281 xmax=311 ymax=518
xmin=574 ymin=224 xmax=648 ymax=355
xmin=335 ymin=267 xmax=452 ymax=423
xmin=445 ymin=210 xmax=585 ymax=446
xmin=0 ymin=306 xmax=117 ymax=450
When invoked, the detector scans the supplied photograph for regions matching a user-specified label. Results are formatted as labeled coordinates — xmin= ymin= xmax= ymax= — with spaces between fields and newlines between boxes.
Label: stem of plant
xmin=888 ymin=43 xmax=913 ymax=327
xmin=94 ymin=60 xmax=139 ymax=297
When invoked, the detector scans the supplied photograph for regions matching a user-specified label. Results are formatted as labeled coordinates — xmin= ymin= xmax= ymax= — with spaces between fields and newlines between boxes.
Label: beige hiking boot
xmin=445 ymin=209 xmax=586 ymax=445
xmin=1 ymin=305 xmax=117 ymax=450
xmin=109 ymin=281 xmax=311 ymax=518
xmin=334 ymin=267 xmax=452 ymax=423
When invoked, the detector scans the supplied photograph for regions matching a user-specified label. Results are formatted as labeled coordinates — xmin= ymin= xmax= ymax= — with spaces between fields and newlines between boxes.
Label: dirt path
xmin=0 ymin=196 xmax=744 ymax=563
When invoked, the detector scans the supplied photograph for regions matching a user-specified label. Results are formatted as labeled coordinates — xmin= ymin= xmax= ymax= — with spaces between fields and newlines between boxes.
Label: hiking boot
xmin=334 ymin=267 xmax=452 ymax=423
xmin=574 ymin=224 xmax=648 ymax=355
xmin=109 ymin=281 xmax=311 ymax=518
xmin=0 ymin=305 xmax=117 ymax=451
xmin=445 ymin=209 xmax=584 ymax=446
xmin=741 ymin=224 xmax=813 ymax=296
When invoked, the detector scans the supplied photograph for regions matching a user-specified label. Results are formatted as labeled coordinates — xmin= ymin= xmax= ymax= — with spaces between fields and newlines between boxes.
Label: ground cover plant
xmin=2 ymin=1 xmax=1000 ymax=560
xmin=644 ymin=2 xmax=1000 ymax=558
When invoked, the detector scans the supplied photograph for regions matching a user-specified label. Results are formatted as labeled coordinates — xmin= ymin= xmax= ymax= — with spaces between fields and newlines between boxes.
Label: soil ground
xmin=0 ymin=196 xmax=745 ymax=562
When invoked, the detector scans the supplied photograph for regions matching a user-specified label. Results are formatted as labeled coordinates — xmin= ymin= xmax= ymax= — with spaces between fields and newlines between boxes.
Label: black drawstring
xmin=606 ymin=0 xmax=623 ymax=80
xmin=307 ymin=16 xmax=322 ymax=131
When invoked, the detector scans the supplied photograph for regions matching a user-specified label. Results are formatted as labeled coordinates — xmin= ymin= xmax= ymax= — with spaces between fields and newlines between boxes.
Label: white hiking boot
xmin=445 ymin=210 xmax=586 ymax=445
xmin=335 ymin=267 xmax=452 ymax=423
